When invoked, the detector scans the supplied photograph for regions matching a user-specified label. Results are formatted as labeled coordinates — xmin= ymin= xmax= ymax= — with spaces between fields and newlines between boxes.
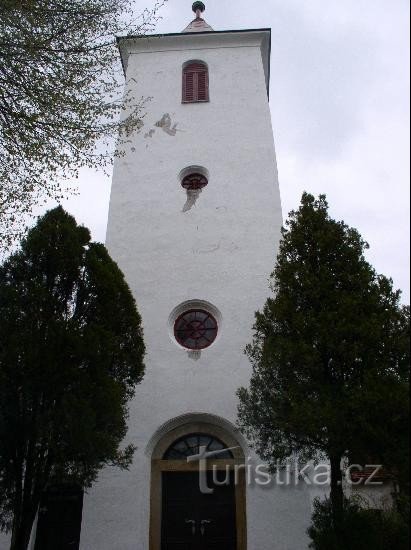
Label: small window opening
xmin=174 ymin=309 xmax=218 ymax=349
xmin=181 ymin=173 xmax=208 ymax=190
xmin=183 ymin=62 xmax=209 ymax=103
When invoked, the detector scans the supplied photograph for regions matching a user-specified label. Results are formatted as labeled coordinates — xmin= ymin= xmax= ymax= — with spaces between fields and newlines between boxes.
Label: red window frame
xmin=174 ymin=309 xmax=218 ymax=350
xmin=181 ymin=173 xmax=208 ymax=190
xmin=182 ymin=62 xmax=209 ymax=103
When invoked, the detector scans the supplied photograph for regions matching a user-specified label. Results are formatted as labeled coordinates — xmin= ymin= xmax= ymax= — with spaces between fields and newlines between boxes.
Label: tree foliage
xmin=0 ymin=0 xmax=166 ymax=248
xmin=0 ymin=207 xmax=145 ymax=550
xmin=238 ymin=193 xmax=409 ymax=517
xmin=308 ymin=496 xmax=410 ymax=550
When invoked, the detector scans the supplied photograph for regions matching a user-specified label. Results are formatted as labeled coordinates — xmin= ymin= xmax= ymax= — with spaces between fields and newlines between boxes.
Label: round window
xmin=181 ymin=173 xmax=208 ymax=190
xmin=174 ymin=309 xmax=218 ymax=350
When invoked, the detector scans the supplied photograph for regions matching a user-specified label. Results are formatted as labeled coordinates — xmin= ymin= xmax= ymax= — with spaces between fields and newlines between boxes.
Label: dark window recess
xmin=174 ymin=309 xmax=218 ymax=350
xmin=183 ymin=62 xmax=209 ymax=103
xmin=164 ymin=434 xmax=234 ymax=460
xmin=34 ymin=485 xmax=84 ymax=550
xmin=182 ymin=173 xmax=208 ymax=190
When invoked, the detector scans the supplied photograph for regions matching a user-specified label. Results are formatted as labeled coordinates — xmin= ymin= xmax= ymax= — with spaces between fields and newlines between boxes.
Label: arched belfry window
xmin=182 ymin=61 xmax=209 ymax=103
xmin=163 ymin=433 xmax=234 ymax=459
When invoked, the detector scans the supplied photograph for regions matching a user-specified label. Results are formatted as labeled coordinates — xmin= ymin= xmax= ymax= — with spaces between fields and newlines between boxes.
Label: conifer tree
xmin=0 ymin=207 xmax=145 ymax=550
xmin=238 ymin=193 xmax=409 ymax=523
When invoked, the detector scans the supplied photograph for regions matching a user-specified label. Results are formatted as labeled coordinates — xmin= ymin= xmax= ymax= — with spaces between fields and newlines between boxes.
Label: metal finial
xmin=192 ymin=2 xmax=205 ymax=16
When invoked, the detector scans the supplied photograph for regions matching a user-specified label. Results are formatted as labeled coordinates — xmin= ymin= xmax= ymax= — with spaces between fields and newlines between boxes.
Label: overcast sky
xmin=44 ymin=0 xmax=410 ymax=302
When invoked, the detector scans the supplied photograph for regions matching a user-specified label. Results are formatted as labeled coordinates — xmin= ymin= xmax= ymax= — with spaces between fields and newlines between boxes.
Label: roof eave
xmin=116 ymin=28 xmax=272 ymax=96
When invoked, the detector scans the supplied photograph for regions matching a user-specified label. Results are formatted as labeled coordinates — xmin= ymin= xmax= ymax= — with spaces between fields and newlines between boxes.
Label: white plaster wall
xmin=80 ymin=32 xmax=312 ymax=550
xmin=0 ymin=515 xmax=36 ymax=549
xmin=0 ymin=532 xmax=9 ymax=549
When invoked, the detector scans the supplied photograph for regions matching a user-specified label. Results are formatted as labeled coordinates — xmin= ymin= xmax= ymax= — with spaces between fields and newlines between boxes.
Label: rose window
xmin=174 ymin=309 xmax=218 ymax=349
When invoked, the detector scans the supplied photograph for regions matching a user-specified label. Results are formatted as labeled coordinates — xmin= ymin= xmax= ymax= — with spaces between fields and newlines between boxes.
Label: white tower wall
xmin=79 ymin=29 xmax=312 ymax=550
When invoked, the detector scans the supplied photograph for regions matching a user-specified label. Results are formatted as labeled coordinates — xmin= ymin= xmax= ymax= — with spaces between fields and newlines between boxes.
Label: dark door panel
xmin=162 ymin=471 xmax=236 ymax=550
xmin=34 ymin=485 xmax=83 ymax=550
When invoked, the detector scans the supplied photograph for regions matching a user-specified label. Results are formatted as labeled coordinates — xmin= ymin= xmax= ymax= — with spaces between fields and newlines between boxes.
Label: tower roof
xmin=116 ymin=2 xmax=271 ymax=96
xmin=117 ymin=29 xmax=272 ymax=96
xmin=182 ymin=1 xmax=214 ymax=33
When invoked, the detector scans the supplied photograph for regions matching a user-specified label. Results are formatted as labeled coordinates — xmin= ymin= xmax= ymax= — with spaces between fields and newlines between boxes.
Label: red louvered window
xmin=182 ymin=62 xmax=209 ymax=103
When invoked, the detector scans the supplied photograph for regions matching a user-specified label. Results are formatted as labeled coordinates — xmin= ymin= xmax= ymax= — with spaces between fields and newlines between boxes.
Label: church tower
xmin=80 ymin=4 xmax=312 ymax=549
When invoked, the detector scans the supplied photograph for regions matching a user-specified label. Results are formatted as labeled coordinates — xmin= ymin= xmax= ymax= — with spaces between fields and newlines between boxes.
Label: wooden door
xmin=161 ymin=471 xmax=237 ymax=550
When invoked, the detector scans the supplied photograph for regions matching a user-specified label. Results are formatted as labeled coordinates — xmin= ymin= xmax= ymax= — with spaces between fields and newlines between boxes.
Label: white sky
xmin=43 ymin=0 xmax=410 ymax=302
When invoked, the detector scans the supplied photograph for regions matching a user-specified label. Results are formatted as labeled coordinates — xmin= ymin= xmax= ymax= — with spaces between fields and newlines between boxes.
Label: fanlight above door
xmin=163 ymin=433 xmax=234 ymax=459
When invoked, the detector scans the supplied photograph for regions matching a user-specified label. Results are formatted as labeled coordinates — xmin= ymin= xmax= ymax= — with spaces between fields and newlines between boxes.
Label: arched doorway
xmin=149 ymin=421 xmax=247 ymax=550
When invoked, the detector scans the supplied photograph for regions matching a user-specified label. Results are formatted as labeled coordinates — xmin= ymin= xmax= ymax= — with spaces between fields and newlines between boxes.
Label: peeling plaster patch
xmin=191 ymin=240 xmax=239 ymax=255
xmin=155 ymin=113 xmax=178 ymax=136
xmin=227 ymin=242 xmax=239 ymax=252
xmin=182 ymin=188 xmax=202 ymax=212
xmin=198 ymin=242 xmax=221 ymax=254
xmin=192 ymin=241 xmax=222 ymax=255
xmin=144 ymin=129 xmax=156 ymax=139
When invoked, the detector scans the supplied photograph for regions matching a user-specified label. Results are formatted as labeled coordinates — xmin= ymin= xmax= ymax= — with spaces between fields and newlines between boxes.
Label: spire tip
xmin=192 ymin=2 xmax=205 ymax=15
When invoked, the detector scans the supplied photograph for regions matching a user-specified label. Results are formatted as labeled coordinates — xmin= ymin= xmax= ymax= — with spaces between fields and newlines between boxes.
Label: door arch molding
xmin=146 ymin=412 xmax=249 ymax=458
xmin=149 ymin=415 xmax=247 ymax=550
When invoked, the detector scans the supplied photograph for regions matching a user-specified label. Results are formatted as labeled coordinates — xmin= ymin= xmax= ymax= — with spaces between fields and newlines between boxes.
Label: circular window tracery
xmin=163 ymin=433 xmax=234 ymax=460
xmin=181 ymin=172 xmax=208 ymax=190
xmin=174 ymin=309 xmax=218 ymax=350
